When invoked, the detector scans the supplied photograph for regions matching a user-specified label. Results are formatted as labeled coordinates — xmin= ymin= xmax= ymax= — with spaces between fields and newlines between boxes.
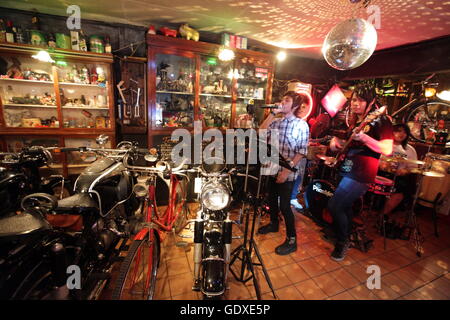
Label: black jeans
xmin=267 ymin=177 xmax=296 ymax=238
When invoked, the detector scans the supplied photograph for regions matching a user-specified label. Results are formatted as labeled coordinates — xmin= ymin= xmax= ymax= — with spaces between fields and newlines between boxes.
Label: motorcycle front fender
xmin=201 ymin=259 xmax=225 ymax=296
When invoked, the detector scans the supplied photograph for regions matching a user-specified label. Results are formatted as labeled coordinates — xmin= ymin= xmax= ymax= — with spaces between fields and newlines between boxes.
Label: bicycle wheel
xmin=403 ymin=99 xmax=450 ymax=143
xmin=111 ymin=230 xmax=160 ymax=300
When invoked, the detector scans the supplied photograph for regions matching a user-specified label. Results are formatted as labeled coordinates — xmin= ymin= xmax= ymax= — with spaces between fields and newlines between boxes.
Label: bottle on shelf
xmin=15 ymin=26 xmax=26 ymax=44
xmin=0 ymin=19 xmax=6 ymax=42
xmin=79 ymin=30 xmax=88 ymax=51
xmin=104 ymin=36 xmax=111 ymax=54
xmin=31 ymin=14 xmax=41 ymax=30
xmin=48 ymin=33 xmax=56 ymax=48
xmin=5 ymin=21 xmax=15 ymax=43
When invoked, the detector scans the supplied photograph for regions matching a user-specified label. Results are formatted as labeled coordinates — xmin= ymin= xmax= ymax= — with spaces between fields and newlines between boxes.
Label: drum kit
xmin=314 ymin=151 xmax=448 ymax=256
xmin=371 ymin=153 xmax=448 ymax=256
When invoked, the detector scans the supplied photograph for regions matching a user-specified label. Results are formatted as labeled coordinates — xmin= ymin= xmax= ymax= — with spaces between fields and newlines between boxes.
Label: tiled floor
xmin=102 ymin=205 xmax=450 ymax=300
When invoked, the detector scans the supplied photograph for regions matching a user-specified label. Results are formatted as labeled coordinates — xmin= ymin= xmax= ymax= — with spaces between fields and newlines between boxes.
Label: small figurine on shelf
xmin=166 ymin=115 xmax=179 ymax=127
xmin=90 ymin=67 xmax=98 ymax=84
xmin=6 ymin=58 xmax=23 ymax=79
xmin=80 ymin=66 xmax=90 ymax=84
xmin=80 ymin=95 xmax=87 ymax=105
xmin=72 ymin=65 xmax=81 ymax=83
xmin=178 ymin=24 xmax=199 ymax=41
xmin=159 ymin=27 xmax=177 ymax=37
xmin=96 ymin=67 xmax=106 ymax=87
xmin=147 ymin=25 xmax=156 ymax=35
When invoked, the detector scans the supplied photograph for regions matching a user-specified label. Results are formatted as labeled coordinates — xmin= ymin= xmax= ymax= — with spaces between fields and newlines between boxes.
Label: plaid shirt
xmin=266 ymin=114 xmax=309 ymax=181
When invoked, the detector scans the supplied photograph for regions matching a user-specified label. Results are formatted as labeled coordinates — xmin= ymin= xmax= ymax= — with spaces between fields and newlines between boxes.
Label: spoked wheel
xmin=111 ymin=231 xmax=160 ymax=300
xmin=402 ymin=99 xmax=450 ymax=143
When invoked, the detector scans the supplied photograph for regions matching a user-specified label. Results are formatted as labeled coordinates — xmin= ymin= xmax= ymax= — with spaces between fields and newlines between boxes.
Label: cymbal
xmin=380 ymin=156 xmax=425 ymax=165
xmin=410 ymin=168 xmax=445 ymax=177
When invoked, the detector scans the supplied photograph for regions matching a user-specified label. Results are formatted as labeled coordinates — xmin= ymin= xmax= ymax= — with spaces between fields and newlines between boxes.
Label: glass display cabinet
xmin=155 ymin=53 xmax=195 ymax=128
xmin=0 ymin=54 xmax=57 ymax=128
xmin=147 ymin=34 xmax=274 ymax=146
xmin=199 ymin=56 xmax=233 ymax=128
xmin=0 ymin=42 xmax=116 ymax=177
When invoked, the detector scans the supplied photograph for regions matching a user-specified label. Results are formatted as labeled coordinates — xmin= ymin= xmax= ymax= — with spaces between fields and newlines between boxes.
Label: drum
xmin=369 ymin=176 xmax=394 ymax=196
xmin=418 ymin=153 xmax=450 ymax=210
xmin=304 ymin=179 xmax=363 ymax=224
xmin=307 ymin=144 xmax=328 ymax=161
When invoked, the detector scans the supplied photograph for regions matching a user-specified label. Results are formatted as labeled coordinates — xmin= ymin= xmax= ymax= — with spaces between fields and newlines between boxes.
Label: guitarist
xmin=326 ymin=84 xmax=393 ymax=261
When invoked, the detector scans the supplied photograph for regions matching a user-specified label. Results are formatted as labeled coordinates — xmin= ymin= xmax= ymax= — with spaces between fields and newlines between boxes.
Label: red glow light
xmin=321 ymin=84 xmax=347 ymax=117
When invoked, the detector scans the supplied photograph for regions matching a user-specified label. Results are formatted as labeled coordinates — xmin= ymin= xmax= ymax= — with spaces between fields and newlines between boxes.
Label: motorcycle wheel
xmin=111 ymin=230 xmax=160 ymax=300
xmin=12 ymin=261 xmax=52 ymax=300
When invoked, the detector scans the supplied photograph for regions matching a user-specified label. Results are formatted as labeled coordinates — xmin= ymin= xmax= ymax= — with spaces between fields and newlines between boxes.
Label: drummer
xmin=379 ymin=123 xmax=418 ymax=216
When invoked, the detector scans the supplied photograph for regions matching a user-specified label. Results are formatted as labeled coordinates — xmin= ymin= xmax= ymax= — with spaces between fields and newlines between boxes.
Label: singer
xmin=257 ymin=91 xmax=309 ymax=255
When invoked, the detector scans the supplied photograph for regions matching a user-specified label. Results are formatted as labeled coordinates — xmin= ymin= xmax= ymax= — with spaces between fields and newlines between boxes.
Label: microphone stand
xmin=229 ymin=113 xmax=277 ymax=300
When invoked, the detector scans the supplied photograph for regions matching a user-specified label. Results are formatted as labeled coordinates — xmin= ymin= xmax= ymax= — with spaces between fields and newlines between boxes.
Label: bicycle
xmin=111 ymin=156 xmax=189 ymax=300
xmin=391 ymin=74 xmax=450 ymax=144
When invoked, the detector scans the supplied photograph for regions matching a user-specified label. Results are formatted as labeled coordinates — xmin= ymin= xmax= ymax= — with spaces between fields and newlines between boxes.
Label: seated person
xmin=379 ymin=123 xmax=418 ymax=216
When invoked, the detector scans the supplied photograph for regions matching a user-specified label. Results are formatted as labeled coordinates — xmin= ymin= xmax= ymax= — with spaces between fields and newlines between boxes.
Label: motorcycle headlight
xmin=201 ymin=182 xmax=230 ymax=211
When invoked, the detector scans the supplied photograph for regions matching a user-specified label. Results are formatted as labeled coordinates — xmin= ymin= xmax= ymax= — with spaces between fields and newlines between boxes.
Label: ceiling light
xmin=32 ymin=50 xmax=55 ymax=63
xmin=277 ymin=51 xmax=287 ymax=62
xmin=425 ymin=87 xmax=436 ymax=98
xmin=218 ymin=48 xmax=235 ymax=61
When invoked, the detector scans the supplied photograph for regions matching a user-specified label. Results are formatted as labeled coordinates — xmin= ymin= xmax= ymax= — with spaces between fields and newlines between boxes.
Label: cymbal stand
xmin=405 ymin=170 xmax=426 ymax=257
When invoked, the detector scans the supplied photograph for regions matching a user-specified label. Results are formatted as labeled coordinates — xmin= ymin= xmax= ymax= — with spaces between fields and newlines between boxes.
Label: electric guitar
xmin=324 ymin=106 xmax=387 ymax=168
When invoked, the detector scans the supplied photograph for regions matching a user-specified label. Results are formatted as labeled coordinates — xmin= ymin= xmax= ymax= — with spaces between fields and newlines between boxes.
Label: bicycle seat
xmin=0 ymin=213 xmax=50 ymax=239
xmin=56 ymin=193 xmax=97 ymax=213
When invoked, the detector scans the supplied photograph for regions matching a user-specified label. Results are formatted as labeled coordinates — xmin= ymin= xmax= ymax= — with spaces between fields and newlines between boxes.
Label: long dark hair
xmin=351 ymin=83 xmax=378 ymax=110
xmin=393 ymin=123 xmax=411 ymax=149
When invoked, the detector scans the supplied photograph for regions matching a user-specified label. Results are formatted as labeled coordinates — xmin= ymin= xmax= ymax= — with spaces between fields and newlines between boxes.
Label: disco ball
xmin=322 ymin=18 xmax=377 ymax=70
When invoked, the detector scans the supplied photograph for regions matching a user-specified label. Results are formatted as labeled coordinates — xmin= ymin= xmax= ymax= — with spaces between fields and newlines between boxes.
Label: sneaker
xmin=290 ymin=199 xmax=303 ymax=211
xmin=275 ymin=237 xmax=297 ymax=255
xmin=257 ymin=223 xmax=279 ymax=235
xmin=330 ymin=241 xmax=350 ymax=261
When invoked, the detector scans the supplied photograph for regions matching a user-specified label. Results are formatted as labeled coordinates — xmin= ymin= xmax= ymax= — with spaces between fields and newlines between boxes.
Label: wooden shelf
xmin=62 ymin=106 xmax=109 ymax=110
xmin=3 ymin=104 xmax=57 ymax=108
xmin=200 ymin=93 xmax=232 ymax=98
xmin=0 ymin=78 xmax=53 ymax=84
xmin=59 ymin=82 xmax=107 ymax=88
xmin=156 ymin=90 xmax=194 ymax=95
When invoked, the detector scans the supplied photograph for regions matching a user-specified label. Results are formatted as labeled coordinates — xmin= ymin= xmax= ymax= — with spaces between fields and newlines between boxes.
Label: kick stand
xmin=229 ymin=190 xmax=277 ymax=300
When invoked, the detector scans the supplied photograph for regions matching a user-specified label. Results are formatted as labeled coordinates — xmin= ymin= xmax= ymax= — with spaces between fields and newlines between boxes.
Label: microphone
xmin=259 ymin=104 xmax=280 ymax=108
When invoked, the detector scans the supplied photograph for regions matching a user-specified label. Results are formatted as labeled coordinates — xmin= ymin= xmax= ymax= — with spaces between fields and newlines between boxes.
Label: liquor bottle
xmin=0 ymin=19 xmax=6 ymax=42
xmin=15 ymin=26 xmax=26 ymax=44
xmin=79 ymin=30 xmax=88 ymax=51
xmin=48 ymin=33 xmax=56 ymax=48
xmin=5 ymin=21 xmax=15 ymax=43
xmin=104 ymin=36 xmax=111 ymax=54
xmin=31 ymin=14 xmax=41 ymax=30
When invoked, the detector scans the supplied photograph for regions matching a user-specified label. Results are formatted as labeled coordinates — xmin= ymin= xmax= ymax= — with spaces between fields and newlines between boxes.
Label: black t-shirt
xmin=340 ymin=115 xmax=393 ymax=183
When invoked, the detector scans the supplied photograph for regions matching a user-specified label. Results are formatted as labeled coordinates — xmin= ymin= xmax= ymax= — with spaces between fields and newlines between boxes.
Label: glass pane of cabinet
xmin=57 ymin=62 xmax=111 ymax=129
xmin=155 ymin=53 xmax=194 ymax=128
xmin=0 ymin=54 xmax=58 ymax=128
xmin=235 ymin=57 xmax=270 ymax=128
xmin=199 ymin=56 xmax=232 ymax=128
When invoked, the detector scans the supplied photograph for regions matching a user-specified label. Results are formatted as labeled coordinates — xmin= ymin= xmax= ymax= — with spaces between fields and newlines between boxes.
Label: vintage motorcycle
xmin=189 ymin=159 xmax=235 ymax=300
xmin=0 ymin=146 xmax=69 ymax=217
xmin=0 ymin=138 xmax=144 ymax=300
